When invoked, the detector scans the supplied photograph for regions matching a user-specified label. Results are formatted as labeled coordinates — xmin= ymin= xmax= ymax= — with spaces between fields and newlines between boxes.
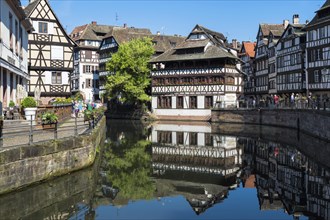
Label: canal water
xmin=0 ymin=119 xmax=329 ymax=220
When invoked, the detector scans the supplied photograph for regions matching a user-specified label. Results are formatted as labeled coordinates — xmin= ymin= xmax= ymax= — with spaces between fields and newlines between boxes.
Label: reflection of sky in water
xmin=95 ymin=185 xmax=305 ymax=220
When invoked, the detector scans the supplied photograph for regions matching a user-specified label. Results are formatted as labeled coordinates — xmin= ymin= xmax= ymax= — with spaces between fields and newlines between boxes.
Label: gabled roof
xmin=276 ymin=23 xmax=306 ymax=46
xmin=70 ymin=23 xmax=114 ymax=41
xmin=150 ymin=24 xmax=237 ymax=63
xmin=305 ymin=0 xmax=330 ymax=29
xmin=189 ymin=24 xmax=227 ymax=47
xmin=150 ymin=43 xmax=237 ymax=63
xmin=151 ymin=35 xmax=185 ymax=53
xmin=24 ymin=0 xmax=76 ymax=46
xmin=240 ymin=42 xmax=256 ymax=58
xmin=104 ymin=27 xmax=152 ymax=45
xmin=260 ymin=24 xmax=285 ymax=37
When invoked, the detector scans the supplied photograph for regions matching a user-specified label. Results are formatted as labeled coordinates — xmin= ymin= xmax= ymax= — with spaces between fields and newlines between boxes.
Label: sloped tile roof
xmin=305 ymin=0 xmax=330 ymax=29
xmin=107 ymin=27 xmax=152 ymax=45
xmin=175 ymin=39 xmax=210 ymax=49
xmin=260 ymin=24 xmax=285 ymax=37
xmin=151 ymin=35 xmax=185 ymax=53
xmin=70 ymin=23 xmax=114 ymax=41
xmin=150 ymin=44 xmax=237 ymax=63
xmin=241 ymin=42 xmax=256 ymax=58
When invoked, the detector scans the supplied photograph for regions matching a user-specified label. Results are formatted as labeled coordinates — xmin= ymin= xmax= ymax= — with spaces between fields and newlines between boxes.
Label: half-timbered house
xmin=276 ymin=15 xmax=306 ymax=97
xmin=98 ymin=26 xmax=152 ymax=98
xmin=239 ymin=42 xmax=256 ymax=99
xmin=70 ymin=22 xmax=114 ymax=101
xmin=304 ymin=0 xmax=330 ymax=100
xmin=0 ymin=0 xmax=33 ymax=107
xmin=24 ymin=0 xmax=75 ymax=104
xmin=254 ymin=23 xmax=285 ymax=102
xmin=149 ymin=25 xmax=242 ymax=121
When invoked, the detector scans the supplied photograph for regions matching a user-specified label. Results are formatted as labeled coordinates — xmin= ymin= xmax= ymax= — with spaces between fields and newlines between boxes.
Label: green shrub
xmin=9 ymin=100 xmax=15 ymax=108
xmin=41 ymin=111 xmax=58 ymax=124
xmin=21 ymin=97 xmax=37 ymax=108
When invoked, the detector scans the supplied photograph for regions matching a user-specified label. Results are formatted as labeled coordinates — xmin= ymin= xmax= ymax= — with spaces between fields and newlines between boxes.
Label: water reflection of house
xmin=151 ymin=121 xmax=243 ymax=214
xmin=240 ymin=137 xmax=330 ymax=219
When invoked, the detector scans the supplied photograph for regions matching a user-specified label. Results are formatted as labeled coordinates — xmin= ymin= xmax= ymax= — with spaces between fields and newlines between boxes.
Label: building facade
xmin=24 ymin=0 xmax=75 ymax=104
xmin=254 ymin=23 xmax=285 ymax=101
xmin=239 ymin=42 xmax=256 ymax=99
xmin=304 ymin=0 xmax=330 ymax=100
xmin=0 ymin=0 xmax=33 ymax=107
xmin=70 ymin=22 xmax=114 ymax=101
xmin=276 ymin=16 xmax=306 ymax=97
xmin=149 ymin=25 xmax=243 ymax=121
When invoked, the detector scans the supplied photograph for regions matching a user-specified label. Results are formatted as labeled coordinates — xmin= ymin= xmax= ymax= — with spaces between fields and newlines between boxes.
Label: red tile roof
xmin=242 ymin=42 xmax=256 ymax=58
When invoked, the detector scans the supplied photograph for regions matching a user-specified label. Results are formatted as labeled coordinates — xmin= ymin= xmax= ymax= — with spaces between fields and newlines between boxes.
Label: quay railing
xmin=0 ymin=113 xmax=104 ymax=148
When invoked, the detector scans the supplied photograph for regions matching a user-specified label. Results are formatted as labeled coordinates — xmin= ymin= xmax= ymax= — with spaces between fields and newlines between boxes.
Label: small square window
xmin=39 ymin=22 xmax=48 ymax=34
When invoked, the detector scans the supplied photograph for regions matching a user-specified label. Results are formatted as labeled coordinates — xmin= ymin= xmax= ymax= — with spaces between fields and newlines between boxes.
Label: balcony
xmin=99 ymin=42 xmax=118 ymax=51
xmin=151 ymin=66 xmax=238 ymax=77
xmin=99 ymin=57 xmax=111 ymax=64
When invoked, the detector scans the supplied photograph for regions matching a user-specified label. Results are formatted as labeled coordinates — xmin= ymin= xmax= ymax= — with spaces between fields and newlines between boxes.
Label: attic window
xmin=152 ymin=41 xmax=157 ymax=45
xmin=170 ymin=42 xmax=176 ymax=47
xmin=288 ymin=29 xmax=292 ymax=35
xmin=188 ymin=34 xmax=206 ymax=40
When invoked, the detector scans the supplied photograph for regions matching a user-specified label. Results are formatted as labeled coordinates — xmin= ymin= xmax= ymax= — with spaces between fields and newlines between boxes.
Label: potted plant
xmin=9 ymin=100 xmax=15 ymax=110
xmin=21 ymin=96 xmax=37 ymax=122
xmin=41 ymin=111 xmax=58 ymax=129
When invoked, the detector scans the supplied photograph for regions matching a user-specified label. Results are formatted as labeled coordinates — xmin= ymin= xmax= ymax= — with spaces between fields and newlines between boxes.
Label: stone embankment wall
xmin=0 ymin=116 xmax=106 ymax=195
xmin=211 ymin=109 xmax=330 ymax=141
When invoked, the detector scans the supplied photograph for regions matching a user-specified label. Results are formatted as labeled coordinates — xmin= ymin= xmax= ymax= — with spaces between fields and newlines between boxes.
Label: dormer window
xmin=189 ymin=34 xmax=206 ymax=40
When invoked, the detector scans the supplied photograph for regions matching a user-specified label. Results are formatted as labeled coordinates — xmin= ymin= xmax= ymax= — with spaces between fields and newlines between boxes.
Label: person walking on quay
xmin=274 ymin=94 xmax=279 ymax=108
xmin=290 ymin=93 xmax=295 ymax=108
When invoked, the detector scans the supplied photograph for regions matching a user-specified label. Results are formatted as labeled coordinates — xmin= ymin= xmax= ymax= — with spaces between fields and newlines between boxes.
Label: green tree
xmin=105 ymin=37 xmax=154 ymax=105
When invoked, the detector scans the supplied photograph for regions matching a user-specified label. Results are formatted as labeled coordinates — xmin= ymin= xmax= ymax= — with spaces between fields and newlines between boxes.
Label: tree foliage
xmin=105 ymin=37 xmax=154 ymax=105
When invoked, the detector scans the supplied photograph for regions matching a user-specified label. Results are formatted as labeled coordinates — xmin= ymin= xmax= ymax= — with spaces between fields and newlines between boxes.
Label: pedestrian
xmin=290 ymin=93 xmax=295 ymax=107
xmin=274 ymin=94 xmax=279 ymax=108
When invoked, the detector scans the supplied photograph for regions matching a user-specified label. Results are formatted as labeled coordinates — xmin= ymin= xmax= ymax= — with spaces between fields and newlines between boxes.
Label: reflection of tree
xmin=105 ymin=139 xmax=155 ymax=201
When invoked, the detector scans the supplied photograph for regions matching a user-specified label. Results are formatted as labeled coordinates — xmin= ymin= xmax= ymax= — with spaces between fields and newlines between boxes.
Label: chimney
xmin=91 ymin=21 xmax=97 ymax=25
xmin=306 ymin=20 xmax=310 ymax=24
xmin=232 ymin=39 xmax=238 ymax=49
xmin=293 ymin=14 xmax=299 ymax=24
xmin=283 ymin=20 xmax=289 ymax=29
xmin=157 ymin=31 xmax=160 ymax=36
xmin=123 ymin=23 xmax=127 ymax=28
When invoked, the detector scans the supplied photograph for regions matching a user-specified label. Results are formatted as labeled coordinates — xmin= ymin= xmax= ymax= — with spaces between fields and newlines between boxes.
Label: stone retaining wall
xmin=0 ymin=116 xmax=106 ymax=195
xmin=211 ymin=109 xmax=330 ymax=142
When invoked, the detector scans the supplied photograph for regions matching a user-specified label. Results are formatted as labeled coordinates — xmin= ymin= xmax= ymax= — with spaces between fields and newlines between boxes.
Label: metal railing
xmin=0 ymin=113 xmax=103 ymax=148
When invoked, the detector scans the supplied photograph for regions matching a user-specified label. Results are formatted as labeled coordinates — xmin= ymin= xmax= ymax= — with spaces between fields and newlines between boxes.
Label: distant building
xmin=149 ymin=25 xmax=243 ymax=121
xmin=254 ymin=23 xmax=285 ymax=101
xmin=276 ymin=15 xmax=306 ymax=96
xmin=0 ymin=0 xmax=33 ymax=107
xmin=69 ymin=22 xmax=114 ymax=101
xmin=98 ymin=26 xmax=184 ymax=100
xmin=239 ymin=41 xmax=256 ymax=98
xmin=24 ymin=0 xmax=75 ymax=104
xmin=304 ymin=0 xmax=330 ymax=100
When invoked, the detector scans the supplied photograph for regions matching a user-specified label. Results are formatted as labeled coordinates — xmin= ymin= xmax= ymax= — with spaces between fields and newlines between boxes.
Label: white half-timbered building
xmin=304 ymin=0 xmax=330 ymax=100
xmin=24 ymin=0 xmax=75 ymax=104
xmin=70 ymin=22 xmax=114 ymax=101
xmin=0 ymin=0 xmax=33 ymax=107
xmin=276 ymin=16 xmax=306 ymax=96
xmin=240 ymin=42 xmax=256 ymax=98
xmin=254 ymin=23 xmax=285 ymax=100
xmin=149 ymin=25 xmax=243 ymax=121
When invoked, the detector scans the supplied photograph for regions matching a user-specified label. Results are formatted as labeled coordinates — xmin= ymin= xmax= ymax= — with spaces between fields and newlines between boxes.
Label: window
xmin=314 ymin=70 xmax=320 ymax=83
xmin=189 ymin=96 xmax=197 ymax=109
xmin=205 ymin=96 xmax=213 ymax=109
xmin=52 ymin=72 xmax=62 ymax=84
xmin=19 ymin=26 xmax=23 ymax=57
xmin=39 ymin=22 xmax=48 ymax=34
xmin=227 ymin=77 xmax=235 ymax=85
xmin=177 ymin=96 xmax=184 ymax=109
xmin=86 ymin=79 xmax=92 ymax=88
xmin=158 ymin=131 xmax=172 ymax=144
xmin=189 ymin=132 xmax=198 ymax=145
xmin=205 ymin=133 xmax=213 ymax=146
xmin=177 ymin=132 xmax=184 ymax=145
xmin=158 ymin=96 xmax=172 ymax=108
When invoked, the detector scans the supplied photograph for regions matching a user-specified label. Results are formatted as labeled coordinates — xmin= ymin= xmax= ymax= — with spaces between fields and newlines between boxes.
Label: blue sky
xmin=22 ymin=0 xmax=325 ymax=42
